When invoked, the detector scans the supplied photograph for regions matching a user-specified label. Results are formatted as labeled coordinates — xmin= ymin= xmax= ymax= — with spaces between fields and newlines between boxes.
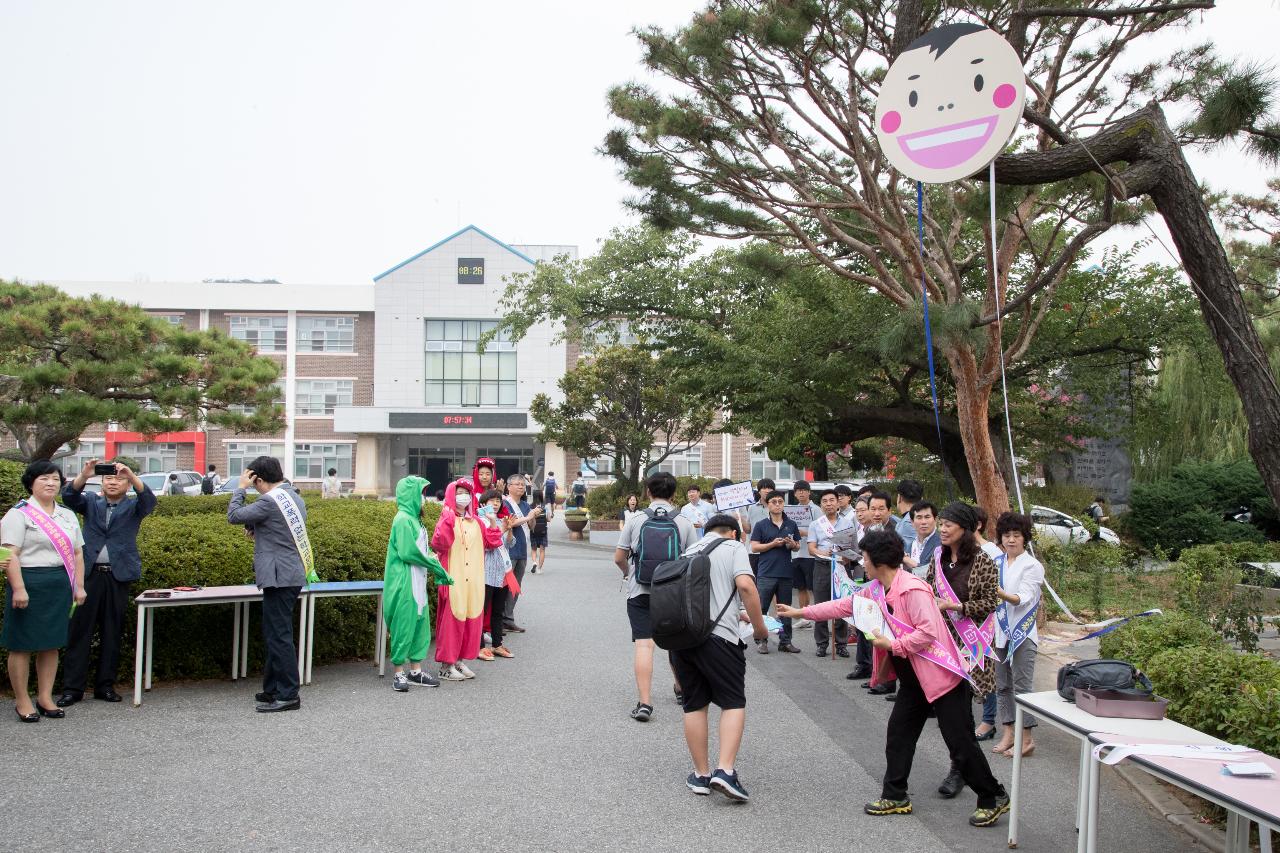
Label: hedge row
xmin=584 ymin=476 xmax=719 ymax=519
xmin=1 ymin=490 xmax=443 ymax=686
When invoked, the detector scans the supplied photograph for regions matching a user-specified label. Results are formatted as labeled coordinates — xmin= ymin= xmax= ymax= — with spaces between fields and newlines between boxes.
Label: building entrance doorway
xmin=407 ymin=447 xmax=465 ymax=494
xmin=477 ymin=447 xmax=533 ymax=482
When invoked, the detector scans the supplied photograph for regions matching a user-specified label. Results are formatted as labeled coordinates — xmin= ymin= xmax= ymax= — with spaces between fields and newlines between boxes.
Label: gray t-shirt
xmin=791 ymin=501 xmax=821 ymax=560
xmin=745 ymin=501 xmax=770 ymax=532
xmin=617 ymin=500 xmax=697 ymax=599
xmin=683 ymin=532 xmax=754 ymax=644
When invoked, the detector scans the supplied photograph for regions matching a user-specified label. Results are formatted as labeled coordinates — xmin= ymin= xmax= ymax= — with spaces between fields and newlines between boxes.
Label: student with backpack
xmin=201 ymin=465 xmax=220 ymax=495
xmin=654 ymin=514 xmax=768 ymax=802
xmin=612 ymin=471 xmax=697 ymax=722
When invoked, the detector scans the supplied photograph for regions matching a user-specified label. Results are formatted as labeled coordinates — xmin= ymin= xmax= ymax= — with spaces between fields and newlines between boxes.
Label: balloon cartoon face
xmin=875 ymin=23 xmax=1026 ymax=184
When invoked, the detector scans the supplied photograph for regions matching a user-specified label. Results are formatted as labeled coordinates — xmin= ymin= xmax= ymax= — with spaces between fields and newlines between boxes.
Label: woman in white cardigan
xmin=991 ymin=512 xmax=1044 ymax=758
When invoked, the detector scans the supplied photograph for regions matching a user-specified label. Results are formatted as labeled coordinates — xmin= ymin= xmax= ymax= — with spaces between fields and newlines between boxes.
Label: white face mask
xmin=455 ymin=492 xmax=472 ymax=510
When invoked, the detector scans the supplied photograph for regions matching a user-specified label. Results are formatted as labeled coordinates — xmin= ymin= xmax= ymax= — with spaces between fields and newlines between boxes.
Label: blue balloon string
xmin=916 ymin=181 xmax=948 ymax=470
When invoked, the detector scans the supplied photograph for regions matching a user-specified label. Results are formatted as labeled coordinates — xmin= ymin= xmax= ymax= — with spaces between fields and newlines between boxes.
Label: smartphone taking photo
xmin=94 ymin=463 xmax=117 ymax=476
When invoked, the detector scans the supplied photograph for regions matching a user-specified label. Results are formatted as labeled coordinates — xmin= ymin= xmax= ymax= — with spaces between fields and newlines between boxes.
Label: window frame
xmin=294 ymin=378 xmax=355 ymax=417
xmin=296 ymin=315 xmax=356 ymax=354
xmin=229 ymin=315 xmax=288 ymax=353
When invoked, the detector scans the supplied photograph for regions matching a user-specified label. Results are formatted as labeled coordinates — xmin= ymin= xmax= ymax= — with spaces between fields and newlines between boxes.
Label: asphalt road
xmin=1 ymin=534 xmax=1201 ymax=852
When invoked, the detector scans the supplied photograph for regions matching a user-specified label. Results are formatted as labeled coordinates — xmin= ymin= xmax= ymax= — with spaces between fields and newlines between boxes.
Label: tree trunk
xmin=947 ymin=346 xmax=1010 ymax=520
xmin=819 ymin=403 xmax=977 ymax=498
xmin=811 ymin=453 xmax=830 ymax=480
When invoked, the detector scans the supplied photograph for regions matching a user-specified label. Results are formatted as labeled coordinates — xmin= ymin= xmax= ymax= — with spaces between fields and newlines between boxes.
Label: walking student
xmin=383 ymin=476 xmax=452 ymax=692
xmin=528 ymin=495 xmax=549 ymax=574
xmin=543 ymin=472 xmax=557 ymax=518
xmin=749 ymin=491 xmax=802 ymax=654
xmin=788 ymin=481 xmax=820 ymax=629
xmin=226 ymin=456 xmax=311 ymax=713
xmin=613 ymin=471 xmax=697 ymax=722
xmin=807 ymin=490 xmax=853 ymax=659
xmin=59 ymin=458 xmax=156 ymax=706
xmin=673 ymin=514 xmax=768 ymax=803
xmin=780 ymin=530 xmax=1010 ymax=827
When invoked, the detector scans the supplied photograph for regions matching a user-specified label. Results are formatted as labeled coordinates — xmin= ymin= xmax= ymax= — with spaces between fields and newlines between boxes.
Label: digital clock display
xmin=457 ymin=257 xmax=485 ymax=284
xmin=389 ymin=412 xmax=528 ymax=429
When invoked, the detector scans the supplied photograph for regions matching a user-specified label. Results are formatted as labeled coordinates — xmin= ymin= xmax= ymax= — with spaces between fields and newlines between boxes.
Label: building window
xmin=474 ymin=447 xmax=535 ymax=478
xmin=230 ymin=315 xmax=287 ymax=352
xmin=151 ymin=313 xmax=184 ymax=326
xmin=297 ymin=316 xmax=355 ymax=352
xmin=294 ymin=443 xmax=352 ymax=479
xmin=581 ymin=456 xmax=615 ymax=477
xmin=59 ymin=441 xmax=105 ymax=476
xmin=424 ymin=320 xmax=516 ymax=407
xmin=296 ymin=379 xmax=353 ymax=416
xmin=229 ymin=380 xmax=285 ymax=416
xmin=118 ymin=442 xmax=180 ymax=473
xmin=226 ymin=442 xmax=285 ymax=477
xmin=648 ymin=446 xmax=703 ymax=478
xmin=750 ymin=450 xmax=798 ymax=481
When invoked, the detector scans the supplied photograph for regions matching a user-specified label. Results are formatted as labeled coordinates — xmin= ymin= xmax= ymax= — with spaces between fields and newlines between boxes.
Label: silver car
xmin=139 ymin=470 xmax=204 ymax=496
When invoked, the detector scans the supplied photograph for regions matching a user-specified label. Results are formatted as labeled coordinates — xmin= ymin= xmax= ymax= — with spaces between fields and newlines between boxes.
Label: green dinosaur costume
xmin=384 ymin=476 xmax=451 ymax=666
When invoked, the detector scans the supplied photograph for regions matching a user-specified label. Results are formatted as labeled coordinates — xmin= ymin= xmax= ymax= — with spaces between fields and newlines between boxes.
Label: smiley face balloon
xmin=875 ymin=23 xmax=1026 ymax=184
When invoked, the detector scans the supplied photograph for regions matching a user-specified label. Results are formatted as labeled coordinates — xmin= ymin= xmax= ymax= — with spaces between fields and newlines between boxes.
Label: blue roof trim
xmin=372 ymin=224 xmax=538 ymax=281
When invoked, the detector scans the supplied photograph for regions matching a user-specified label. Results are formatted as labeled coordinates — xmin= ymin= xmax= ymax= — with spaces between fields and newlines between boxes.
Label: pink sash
xmin=932 ymin=552 xmax=997 ymax=671
xmin=15 ymin=500 xmax=76 ymax=586
xmin=866 ymin=579 xmax=971 ymax=683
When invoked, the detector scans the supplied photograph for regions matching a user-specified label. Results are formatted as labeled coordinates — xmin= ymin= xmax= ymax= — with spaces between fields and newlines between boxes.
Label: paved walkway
xmin=3 ymin=530 xmax=1200 ymax=852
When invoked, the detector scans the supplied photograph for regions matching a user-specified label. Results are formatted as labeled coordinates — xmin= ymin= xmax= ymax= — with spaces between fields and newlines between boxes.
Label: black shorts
xmin=529 ymin=534 xmax=548 ymax=548
xmin=791 ymin=557 xmax=815 ymax=590
xmin=627 ymin=595 xmax=652 ymax=641
xmin=670 ymin=636 xmax=747 ymax=712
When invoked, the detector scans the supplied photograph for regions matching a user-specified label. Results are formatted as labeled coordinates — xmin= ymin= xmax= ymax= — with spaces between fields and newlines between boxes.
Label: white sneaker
xmin=439 ymin=665 xmax=467 ymax=682
xmin=455 ymin=661 xmax=476 ymax=679
xmin=482 ymin=632 xmax=492 ymax=646
xmin=795 ymin=618 xmax=814 ymax=630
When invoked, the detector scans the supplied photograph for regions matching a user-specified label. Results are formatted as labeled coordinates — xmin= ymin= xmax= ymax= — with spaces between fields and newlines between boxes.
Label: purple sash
xmin=866 ymin=579 xmax=971 ymax=683
xmin=15 ymin=500 xmax=76 ymax=586
xmin=933 ymin=552 xmax=997 ymax=671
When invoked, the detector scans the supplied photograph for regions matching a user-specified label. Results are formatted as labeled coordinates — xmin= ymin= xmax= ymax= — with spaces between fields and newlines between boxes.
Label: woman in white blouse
xmin=991 ymin=512 xmax=1044 ymax=757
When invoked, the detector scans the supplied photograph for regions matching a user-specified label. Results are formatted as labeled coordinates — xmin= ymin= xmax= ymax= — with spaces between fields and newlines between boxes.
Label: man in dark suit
xmin=58 ymin=458 xmax=156 ymax=706
xmin=227 ymin=455 xmax=308 ymax=713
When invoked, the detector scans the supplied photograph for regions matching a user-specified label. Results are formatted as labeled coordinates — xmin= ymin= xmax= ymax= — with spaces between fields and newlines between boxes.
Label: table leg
xmin=305 ymin=595 xmax=316 ymax=685
xmin=1260 ymin=824 xmax=1272 ymax=853
xmin=1075 ymin=742 xmax=1088 ymax=831
xmin=144 ymin=607 xmax=155 ymax=691
xmin=1085 ymin=747 xmax=1101 ymax=853
xmin=240 ymin=602 xmax=250 ymax=676
xmin=376 ymin=592 xmax=387 ymax=677
xmin=133 ymin=603 xmax=146 ymax=706
xmin=1009 ymin=704 xmax=1023 ymax=848
xmin=232 ymin=601 xmax=242 ymax=680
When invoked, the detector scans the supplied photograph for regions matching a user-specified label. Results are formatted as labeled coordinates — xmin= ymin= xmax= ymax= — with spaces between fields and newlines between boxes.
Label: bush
xmin=1097 ymin=612 xmax=1225 ymax=669
xmin=1173 ymin=542 xmax=1276 ymax=651
xmin=1 ymin=493 xmax=442 ymax=684
xmin=1143 ymin=646 xmax=1280 ymax=757
xmin=0 ymin=458 xmax=24 ymax=509
xmin=1127 ymin=460 xmax=1277 ymax=556
xmin=584 ymin=475 xmax=718 ymax=520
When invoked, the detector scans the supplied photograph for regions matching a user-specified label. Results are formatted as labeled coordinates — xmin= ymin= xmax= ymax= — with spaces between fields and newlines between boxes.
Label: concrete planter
xmin=564 ymin=514 xmax=589 ymax=540
xmin=589 ymin=519 xmax=621 ymax=547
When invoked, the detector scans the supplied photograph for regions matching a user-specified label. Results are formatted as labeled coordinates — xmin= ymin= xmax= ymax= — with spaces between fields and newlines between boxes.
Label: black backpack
xmin=1056 ymin=659 xmax=1154 ymax=702
xmin=634 ymin=507 xmax=681 ymax=585
xmin=650 ymin=537 xmax=734 ymax=651
xmin=200 ymin=475 xmax=215 ymax=495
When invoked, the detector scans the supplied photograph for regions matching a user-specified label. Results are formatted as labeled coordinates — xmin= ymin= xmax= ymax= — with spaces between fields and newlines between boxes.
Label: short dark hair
xmin=712 ymin=478 xmax=733 ymax=490
xmin=895 ymin=479 xmax=924 ymax=502
xmin=327 ymin=468 xmax=337 ymax=476
xmin=995 ymin=511 xmax=1034 ymax=543
xmin=833 ymin=484 xmax=853 ymax=498
xmin=973 ymin=505 xmax=990 ymax=536
xmin=645 ymin=470 xmax=678 ymax=501
xmin=208 ymin=464 xmax=217 ymax=472
xmin=868 ymin=490 xmax=892 ymax=509
xmin=479 ymin=488 xmax=503 ymax=504
xmin=792 ymin=480 xmax=811 ymax=493
xmin=1094 ymin=495 xmax=1105 ymax=503
xmin=904 ymin=22 xmax=985 ymax=58
xmin=706 ymin=513 xmax=740 ymax=534
xmin=819 ymin=490 xmax=838 ymax=503
xmin=246 ymin=456 xmax=284 ymax=484
xmin=686 ymin=485 xmax=702 ymax=495
xmin=756 ymin=477 xmax=776 ymax=492
xmin=766 ymin=491 xmax=786 ymax=503
xmin=168 ymin=473 xmax=178 ymax=480
xmin=856 ymin=484 xmax=875 ymax=498
xmin=910 ymin=500 xmax=939 ymax=520
xmin=860 ymin=529 xmax=905 ymax=569
xmin=20 ymin=459 xmax=64 ymax=494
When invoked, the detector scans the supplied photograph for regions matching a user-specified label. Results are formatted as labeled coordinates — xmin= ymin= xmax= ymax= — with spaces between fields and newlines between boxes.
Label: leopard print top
xmin=927 ymin=549 xmax=1000 ymax=699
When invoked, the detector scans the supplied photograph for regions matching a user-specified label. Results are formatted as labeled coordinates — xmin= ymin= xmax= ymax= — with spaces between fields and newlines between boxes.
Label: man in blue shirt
xmin=749 ymin=492 xmax=802 ymax=654
xmin=502 ymin=476 xmax=542 ymax=633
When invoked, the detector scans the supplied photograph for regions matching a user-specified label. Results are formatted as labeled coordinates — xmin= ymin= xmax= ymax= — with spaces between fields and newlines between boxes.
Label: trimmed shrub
xmin=583 ymin=475 xmax=718 ymax=519
xmin=0 ymin=458 xmax=25 ymax=509
xmin=1127 ymin=460 xmax=1276 ymax=556
xmin=1097 ymin=612 xmax=1225 ymax=670
xmin=1143 ymin=646 xmax=1280 ymax=757
xmin=1173 ymin=542 xmax=1276 ymax=651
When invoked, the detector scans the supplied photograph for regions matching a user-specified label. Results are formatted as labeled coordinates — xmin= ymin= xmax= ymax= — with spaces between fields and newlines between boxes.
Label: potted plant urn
xmin=564 ymin=509 xmax=590 ymax=540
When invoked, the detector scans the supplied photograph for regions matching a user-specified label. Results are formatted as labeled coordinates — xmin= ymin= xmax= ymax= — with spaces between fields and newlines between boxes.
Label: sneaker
xmin=504 ymin=622 xmax=526 ymax=633
xmin=794 ymin=618 xmax=813 ymax=630
xmin=846 ymin=666 xmax=872 ymax=680
xmin=836 ymin=646 xmax=850 ymax=658
xmin=756 ymin=639 xmax=770 ymax=655
xmin=815 ymin=648 xmax=828 ymax=657
xmin=630 ymin=702 xmax=653 ymax=722
xmin=392 ymin=673 xmax=411 ymax=693
xmin=710 ymin=769 xmax=749 ymax=802
xmin=529 ymin=562 xmax=539 ymax=574
xmin=455 ymin=661 xmax=476 ymax=679
xmin=406 ymin=669 xmax=439 ymax=687
xmin=969 ymin=793 xmax=1011 ymax=827
xmin=864 ymin=798 xmax=913 ymax=816
xmin=778 ymin=642 xmax=802 ymax=654
xmin=477 ymin=648 xmax=496 ymax=662
xmin=439 ymin=665 xmax=467 ymax=682
xmin=686 ymin=772 xmax=711 ymax=795
xmin=492 ymin=645 xmax=514 ymax=659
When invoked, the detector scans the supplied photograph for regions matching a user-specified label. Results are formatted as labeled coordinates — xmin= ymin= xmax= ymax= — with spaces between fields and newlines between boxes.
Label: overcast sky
xmin=1 ymin=1 xmax=1276 ymax=285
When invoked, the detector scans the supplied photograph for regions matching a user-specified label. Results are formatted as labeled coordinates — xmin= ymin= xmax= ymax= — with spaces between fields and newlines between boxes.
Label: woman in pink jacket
xmin=779 ymin=529 xmax=1009 ymax=828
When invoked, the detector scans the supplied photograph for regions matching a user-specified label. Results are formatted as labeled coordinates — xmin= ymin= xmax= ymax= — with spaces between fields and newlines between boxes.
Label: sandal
xmin=477 ymin=648 xmax=495 ymax=662
xmin=492 ymin=646 xmax=514 ymax=659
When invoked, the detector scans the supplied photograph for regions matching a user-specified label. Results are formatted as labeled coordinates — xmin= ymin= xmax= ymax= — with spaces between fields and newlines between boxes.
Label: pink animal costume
xmin=431 ymin=479 xmax=504 ymax=665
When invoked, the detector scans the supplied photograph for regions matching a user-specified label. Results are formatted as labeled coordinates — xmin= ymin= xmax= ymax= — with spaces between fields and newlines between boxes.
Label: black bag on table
xmin=1056 ymin=658 xmax=1154 ymax=702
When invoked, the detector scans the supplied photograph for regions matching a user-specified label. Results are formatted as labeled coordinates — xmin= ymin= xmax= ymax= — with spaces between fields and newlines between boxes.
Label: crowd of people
xmin=614 ymin=472 xmax=1046 ymax=829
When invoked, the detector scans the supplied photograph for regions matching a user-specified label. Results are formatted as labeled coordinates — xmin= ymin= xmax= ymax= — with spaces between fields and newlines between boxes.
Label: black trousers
xmin=882 ymin=655 xmax=1003 ymax=808
xmin=62 ymin=568 xmax=130 ymax=694
xmin=261 ymin=586 xmax=301 ymax=702
xmin=485 ymin=585 xmax=509 ymax=647
xmin=503 ymin=558 xmax=527 ymax=622
xmin=811 ymin=560 xmax=849 ymax=653
xmin=755 ymin=575 xmax=792 ymax=642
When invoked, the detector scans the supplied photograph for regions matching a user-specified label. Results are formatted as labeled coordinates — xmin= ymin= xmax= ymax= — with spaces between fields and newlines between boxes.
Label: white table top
xmin=1016 ymin=690 xmax=1221 ymax=744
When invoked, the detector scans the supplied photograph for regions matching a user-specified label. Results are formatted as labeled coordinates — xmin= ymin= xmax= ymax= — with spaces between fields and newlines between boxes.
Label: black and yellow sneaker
xmin=969 ymin=793 xmax=1011 ymax=827
xmin=864 ymin=798 xmax=913 ymax=816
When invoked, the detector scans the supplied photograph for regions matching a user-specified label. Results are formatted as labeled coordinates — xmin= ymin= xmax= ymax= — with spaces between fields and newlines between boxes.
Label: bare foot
xmin=992 ymin=738 xmax=1014 ymax=754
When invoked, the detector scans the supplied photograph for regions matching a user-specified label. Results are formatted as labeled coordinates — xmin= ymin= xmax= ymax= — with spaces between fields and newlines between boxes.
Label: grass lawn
xmin=1042 ymin=566 xmax=1178 ymax=621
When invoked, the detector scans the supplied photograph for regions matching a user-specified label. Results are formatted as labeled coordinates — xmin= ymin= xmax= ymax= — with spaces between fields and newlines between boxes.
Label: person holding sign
xmin=2 ymin=460 xmax=87 ymax=722
xmin=807 ymin=490 xmax=853 ymax=658
xmin=227 ymin=457 xmax=311 ymax=713
xmin=749 ymin=491 xmax=802 ymax=654
xmin=777 ymin=531 xmax=1009 ymax=828
xmin=990 ymin=512 xmax=1043 ymax=758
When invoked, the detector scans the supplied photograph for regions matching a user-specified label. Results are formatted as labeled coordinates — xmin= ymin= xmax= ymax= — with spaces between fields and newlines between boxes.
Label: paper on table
xmin=850 ymin=595 xmax=888 ymax=637
xmin=1221 ymin=762 xmax=1275 ymax=778
xmin=1093 ymin=742 xmax=1255 ymax=766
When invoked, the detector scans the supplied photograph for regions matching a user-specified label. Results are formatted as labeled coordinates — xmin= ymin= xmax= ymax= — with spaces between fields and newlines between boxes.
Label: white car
xmin=1030 ymin=504 xmax=1119 ymax=546
xmin=139 ymin=470 xmax=204 ymax=496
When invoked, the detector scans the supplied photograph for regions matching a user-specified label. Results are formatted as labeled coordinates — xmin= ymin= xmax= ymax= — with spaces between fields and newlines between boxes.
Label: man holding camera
xmin=58 ymin=458 xmax=156 ymax=706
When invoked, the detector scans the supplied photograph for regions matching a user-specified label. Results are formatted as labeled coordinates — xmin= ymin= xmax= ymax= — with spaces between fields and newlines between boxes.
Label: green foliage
xmin=1098 ymin=612 xmax=1225 ymax=669
xmin=1035 ymin=540 xmax=1170 ymax=620
xmin=584 ymin=475 xmax=718 ymax=520
xmin=1143 ymin=646 xmax=1280 ymax=757
xmin=1173 ymin=543 xmax=1275 ymax=651
xmin=0 ymin=281 xmax=284 ymax=462
xmin=0 ymin=459 xmax=24 ymax=509
xmin=1127 ymin=460 xmax=1277 ymax=555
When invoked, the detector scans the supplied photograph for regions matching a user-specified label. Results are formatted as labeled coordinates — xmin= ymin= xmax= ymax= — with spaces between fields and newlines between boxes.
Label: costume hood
xmin=472 ymin=457 xmax=497 ymax=494
xmin=395 ymin=475 xmax=429 ymax=519
xmin=441 ymin=477 xmax=477 ymax=521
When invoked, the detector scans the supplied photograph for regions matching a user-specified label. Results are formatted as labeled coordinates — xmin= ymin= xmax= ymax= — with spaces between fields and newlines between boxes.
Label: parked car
xmin=1030 ymin=504 xmax=1119 ymax=546
xmin=139 ymin=470 xmax=204 ymax=496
